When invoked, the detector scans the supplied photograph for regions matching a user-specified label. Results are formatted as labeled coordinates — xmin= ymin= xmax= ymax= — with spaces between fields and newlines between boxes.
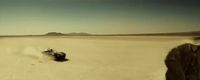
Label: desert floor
xmin=0 ymin=36 xmax=197 ymax=80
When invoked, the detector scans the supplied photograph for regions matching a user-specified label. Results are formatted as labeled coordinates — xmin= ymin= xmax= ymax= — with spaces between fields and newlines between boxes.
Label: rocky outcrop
xmin=45 ymin=32 xmax=92 ymax=36
xmin=165 ymin=43 xmax=200 ymax=80
xmin=45 ymin=32 xmax=65 ymax=36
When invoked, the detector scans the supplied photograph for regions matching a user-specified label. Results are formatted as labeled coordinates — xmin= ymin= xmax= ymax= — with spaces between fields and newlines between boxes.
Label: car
xmin=42 ymin=48 xmax=68 ymax=62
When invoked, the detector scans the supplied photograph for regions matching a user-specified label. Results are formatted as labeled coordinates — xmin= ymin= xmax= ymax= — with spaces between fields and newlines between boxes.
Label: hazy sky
xmin=0 ymin=0 xmax=200 ymax=35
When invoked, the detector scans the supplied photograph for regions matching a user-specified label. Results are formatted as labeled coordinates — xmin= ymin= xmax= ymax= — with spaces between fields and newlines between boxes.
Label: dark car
xmin=42 ymin=48 xmax=68 ymax=62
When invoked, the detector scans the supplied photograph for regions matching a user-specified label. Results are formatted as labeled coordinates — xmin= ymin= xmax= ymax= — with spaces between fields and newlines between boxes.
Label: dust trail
xmin=182 ymin=38 xmax=200 ymax=45
xmin=181 ymin=38 xmax=194 ymax=44
xmin=22 ymin=47 xmax=54 ymax=62
xmin=193 ymin=38 xmax=200 ymax=45
xmin=22 ymin=47 xmax=43 ymax=59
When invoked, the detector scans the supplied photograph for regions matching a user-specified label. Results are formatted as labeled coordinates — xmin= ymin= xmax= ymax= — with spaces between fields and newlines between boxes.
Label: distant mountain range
xmin=45 ymin=31 xmax=200 ymax=36
xmin=45 ymin=32 xmax=92 ymax=36
xmin=0 ymin=31 xmax=200 ymax=37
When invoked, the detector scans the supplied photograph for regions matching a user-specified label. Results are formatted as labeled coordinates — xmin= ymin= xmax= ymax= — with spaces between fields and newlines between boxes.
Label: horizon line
xmin=0 ymin=31 xmax=200 ymax=37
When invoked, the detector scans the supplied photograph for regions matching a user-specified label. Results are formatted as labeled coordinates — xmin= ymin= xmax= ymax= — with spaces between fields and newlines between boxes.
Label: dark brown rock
xmin=165 ymin=43 xmax=200 ymax=80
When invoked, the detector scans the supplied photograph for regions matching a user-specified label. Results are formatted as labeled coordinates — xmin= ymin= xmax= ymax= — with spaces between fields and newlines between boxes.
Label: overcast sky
xmin=0 ymin=0 xmax=200 ymax=35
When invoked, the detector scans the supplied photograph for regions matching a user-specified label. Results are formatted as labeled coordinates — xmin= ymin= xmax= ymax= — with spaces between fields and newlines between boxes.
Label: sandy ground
xmin=0 ymin=36 xmax=197 ymax=80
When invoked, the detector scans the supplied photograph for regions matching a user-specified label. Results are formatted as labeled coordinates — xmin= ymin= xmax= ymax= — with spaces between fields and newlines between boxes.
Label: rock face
xmin=165 ymin=43 xmax=200 ymax=80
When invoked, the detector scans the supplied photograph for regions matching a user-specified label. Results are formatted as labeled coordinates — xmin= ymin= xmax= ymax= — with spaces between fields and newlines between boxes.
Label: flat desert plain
xmin=0 ymin=36 xmax=198 ymax=80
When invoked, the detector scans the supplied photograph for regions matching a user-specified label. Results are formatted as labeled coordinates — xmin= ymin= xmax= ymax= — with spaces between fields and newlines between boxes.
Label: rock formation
xmin=165 ymin=43 xmax=200 ymax=80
